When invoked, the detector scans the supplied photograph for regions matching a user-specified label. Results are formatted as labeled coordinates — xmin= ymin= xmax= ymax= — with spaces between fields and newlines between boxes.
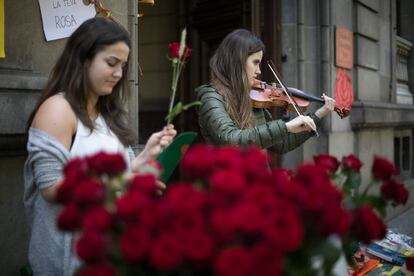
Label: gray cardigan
xmin=24 ymin=128 xmax=78 ymax=276
xmin=24 ymin=127 xmax=135 ymax=275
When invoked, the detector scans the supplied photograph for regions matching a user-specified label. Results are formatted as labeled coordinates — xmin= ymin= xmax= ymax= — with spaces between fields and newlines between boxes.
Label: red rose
xmin=242 ymin=146 xmax=271 ymax=181
xmin=183 ymin=46 xmax=192 ymax=59
xmin=272 ymin=167 xmax=292 ymax=186
xmin=168 ymin=42 xmax=180 ymax=58
xmin=128 ymin=174 xmax=158 ymax=195
xmin=381 ymin=179 xmax=409 ymax=205
xmin=76 ymin=230 xmax=108 ymax=263
xmin=209 ymin=169 xmax=246 ymax=196
xmin=78 ymin=261 xmax=116 ymax=276
xmin=149 ymin=234 xmax=183 ymax=271
xmin=120 ymin=225 xmax=150 ymax=262
xmin=57 ymin=203 xmax=82 ymax=231
xmin=56 ymin=170 xmax=89 ymax=204
xmin=74 ymin=179 xmax=106 ymax=208
xmin=87 ymin=151 xmax=127 ymax=176
xmin=231 ymin=202 xmax=264 ymax=235
xmin=372 ymin=155 xmax=399 ymax=180
xmin=213 ymin=146 xmax=243 ymax=171
xmin=406 ymin=256 xmax=414 ymax=272
xmin=183 ymin=231 xmax=215 ymax=262
xmin=181 ymin=145 xmax=216 ymax=179
xmin=168 ymin=42 xmax=192 ymax=59
xmin=263 ymin=206 xmax=303 ymax=252
xmin=213 ymin=246 xmax=252 ymax=276
xmin=210 ymin=209 xmax=237 ymax=241
xmin=351 ymin=205 xmax=387 ymax=244
xmin=116 ymin=192 xmax=154 ymax=226
xmin=314 ymin=154 xmax=340 ymax=174
xmin=250 ymin=244 xmax=283 ymax=276
xmin=341 ymin=154 xmax=363 ymax=172
xmin=164 ymin=183 xmax=208 ymax=212
xmin=82 ymin=206 xmax=113 ymax=232
xmin=317 ymin=206 xmax=352 ymax=238
xmin=64 ymin=157 xmax=89 ymax=175
xmin=169 ymin=210 xmax=206 ymax=240
xmin=295 ymin=162 xmax=331 ymax=188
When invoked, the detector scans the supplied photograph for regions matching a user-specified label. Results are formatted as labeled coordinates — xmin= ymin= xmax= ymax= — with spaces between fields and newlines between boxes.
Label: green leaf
xmin=165 ymin=101 xmax=202 ymax=124
xmin=363 ymin=195 xmax=388 ymax=217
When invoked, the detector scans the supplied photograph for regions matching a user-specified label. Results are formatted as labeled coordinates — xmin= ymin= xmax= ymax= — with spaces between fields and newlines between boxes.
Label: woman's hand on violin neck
xmin=315 ymin=94 xmax=336 ymax=119
xmin=285 ymin=115 xmax=317 ymax=133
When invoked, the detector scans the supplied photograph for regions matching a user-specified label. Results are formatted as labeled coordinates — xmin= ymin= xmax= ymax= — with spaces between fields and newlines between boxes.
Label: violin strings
xmin=267 ymin=61 xmax=319 ymax=137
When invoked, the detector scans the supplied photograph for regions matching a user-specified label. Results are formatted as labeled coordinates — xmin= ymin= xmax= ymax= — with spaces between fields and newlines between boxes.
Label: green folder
xmin=156 ymin=131 xmax=197 ymax=183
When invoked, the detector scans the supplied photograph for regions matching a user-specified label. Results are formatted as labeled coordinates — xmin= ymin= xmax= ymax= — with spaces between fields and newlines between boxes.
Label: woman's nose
xmin=256 ymin=66 xmax=261 ymax=75
xmin=113 ymin=67 xmax=123 ymax=78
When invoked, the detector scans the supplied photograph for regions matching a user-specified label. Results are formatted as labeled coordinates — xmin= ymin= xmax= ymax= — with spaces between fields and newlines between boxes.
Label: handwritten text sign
xmin=38 ymin=0 xmax=96 ymax=41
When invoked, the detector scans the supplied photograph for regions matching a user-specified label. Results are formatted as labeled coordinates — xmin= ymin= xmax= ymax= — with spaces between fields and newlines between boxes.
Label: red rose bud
xmin=372 ymin=155 xmax=399 ymax=180
xmin=87 ymin=151 xmax=127 ymax=176
xmin=181 ymin=145 xmax=216 ymax=179
xmin=56 ymin=169 xmax=90 ymax=204
xmin=209 ymin=169 xmax=246 ymax=196
xmin=149 ymin=234 xmax=184 ymax=271
xmin=183 ymin=231 xmax=215 ymax=262
xmin=115 ymin=192 xmax=152 ymax=225
xmin=120 ymin=225 xmax=150 ymax=262
xmin=82 ymin=206 xmax=113 ymax=232
xmin=128 ymin=174 xmax=158 ymax=194
xmin=213 ymin=247 xmax=252 ymax=276
xmin=57 ymin=203 xmax=82 ymax=231
xmin=183 ymin=46 xmax=192 ymax=59
xmin=351 ymin=205 xmax=387 ymax=244
xmin=78 ymin=261 xmax=116 ymax=276
xmin=263 ymin=207 xmax=303 ymax=253
xmin=74 ymin=179 xmax=106 ymax=208
xmin=317 ymin=206 xmax=352 ymax=238
xmin=64 ymin=157 xmax=89 ymax=175
xmin=341 ymin=154 xmax=363 ymax=172
xmin=314 ymin=154 xmax=340 ymax=174
xmin=250 ymin=245 xmax=283 ymax=276
xmin=381 ymin=179 xmax=409 ymax=205
xmin=168 ymin=42 xmax=180 ymax=59
xmin=76 ymin=230 xmax=108 ymax=263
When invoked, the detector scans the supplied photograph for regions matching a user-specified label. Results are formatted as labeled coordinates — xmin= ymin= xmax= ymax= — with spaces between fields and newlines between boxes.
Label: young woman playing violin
xmin=195 ymin=28 xmax=336 ymax=153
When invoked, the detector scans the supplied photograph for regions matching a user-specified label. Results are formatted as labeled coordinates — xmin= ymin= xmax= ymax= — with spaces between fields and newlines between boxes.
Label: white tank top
xmin=70 ymin=115 xmax=128 ymax=161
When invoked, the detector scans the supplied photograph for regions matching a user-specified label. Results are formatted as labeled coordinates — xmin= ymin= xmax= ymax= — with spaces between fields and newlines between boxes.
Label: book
xmin=366 ymin=243 xmax=406 ymax=266
xmin=156 ymin=131 xmax=197 ymax=183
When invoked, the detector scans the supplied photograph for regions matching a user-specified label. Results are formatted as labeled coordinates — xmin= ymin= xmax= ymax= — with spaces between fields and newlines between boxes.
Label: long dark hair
xmin=27 ymin=17 xmax=136 ymax=146
xmin=210 ymin=29 xmax=264 ymax=128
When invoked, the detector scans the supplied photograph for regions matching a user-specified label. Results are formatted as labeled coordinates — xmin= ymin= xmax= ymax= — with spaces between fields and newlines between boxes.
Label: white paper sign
xmin=38 ymin=0 xmax=96 ymax=41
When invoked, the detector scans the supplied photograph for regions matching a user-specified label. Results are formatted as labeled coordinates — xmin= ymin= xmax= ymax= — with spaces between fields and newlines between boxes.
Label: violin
xmin=250 ymin=79 xmax=350 ymax=119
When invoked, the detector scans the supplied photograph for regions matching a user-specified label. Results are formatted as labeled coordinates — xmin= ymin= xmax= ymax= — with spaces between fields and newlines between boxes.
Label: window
xmin=394 ymin=129 xmax=412 ymax=179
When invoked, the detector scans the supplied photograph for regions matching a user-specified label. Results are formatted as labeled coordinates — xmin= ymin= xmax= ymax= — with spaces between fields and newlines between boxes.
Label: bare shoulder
xmin=31 ymin=94 xmax=77 ymax=149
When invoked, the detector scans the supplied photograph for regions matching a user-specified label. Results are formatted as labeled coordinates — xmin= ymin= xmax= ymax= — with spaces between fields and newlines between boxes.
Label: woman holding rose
xmin=24 ymin=18 xmax=176 ymax=275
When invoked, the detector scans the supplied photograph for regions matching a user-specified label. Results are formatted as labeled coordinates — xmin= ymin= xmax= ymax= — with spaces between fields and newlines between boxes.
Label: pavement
xmin=387 ymin=207 xmax=414 ymax=238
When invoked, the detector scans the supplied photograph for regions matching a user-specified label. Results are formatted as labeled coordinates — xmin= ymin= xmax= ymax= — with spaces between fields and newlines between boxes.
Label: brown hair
xmin=27 ymin=17 xmax=136 ymax=146
xmin=210 ymin=29 xmax=264 ymax=128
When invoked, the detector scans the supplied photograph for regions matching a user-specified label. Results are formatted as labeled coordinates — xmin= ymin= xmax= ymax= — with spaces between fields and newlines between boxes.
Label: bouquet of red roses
xmin=56 ymin=147 xmax=411 ymax=276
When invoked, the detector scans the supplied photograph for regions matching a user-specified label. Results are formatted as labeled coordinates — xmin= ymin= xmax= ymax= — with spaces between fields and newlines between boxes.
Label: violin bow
xmin=267 ymin=60 xmax=319 ymax=137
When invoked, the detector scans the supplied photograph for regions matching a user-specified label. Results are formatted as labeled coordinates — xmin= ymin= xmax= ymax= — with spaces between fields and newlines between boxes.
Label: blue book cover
xmin=366 ymin=243 xmax=405 ymax=266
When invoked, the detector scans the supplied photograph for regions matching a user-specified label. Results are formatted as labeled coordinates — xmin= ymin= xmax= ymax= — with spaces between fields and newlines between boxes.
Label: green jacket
xmin=195 ymin=84 xmax=321 ymax=154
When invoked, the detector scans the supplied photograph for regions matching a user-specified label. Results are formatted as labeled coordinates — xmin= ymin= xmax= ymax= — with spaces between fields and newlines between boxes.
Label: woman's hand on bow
xmin=285 ymin=115 xmax=317 ymax=133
